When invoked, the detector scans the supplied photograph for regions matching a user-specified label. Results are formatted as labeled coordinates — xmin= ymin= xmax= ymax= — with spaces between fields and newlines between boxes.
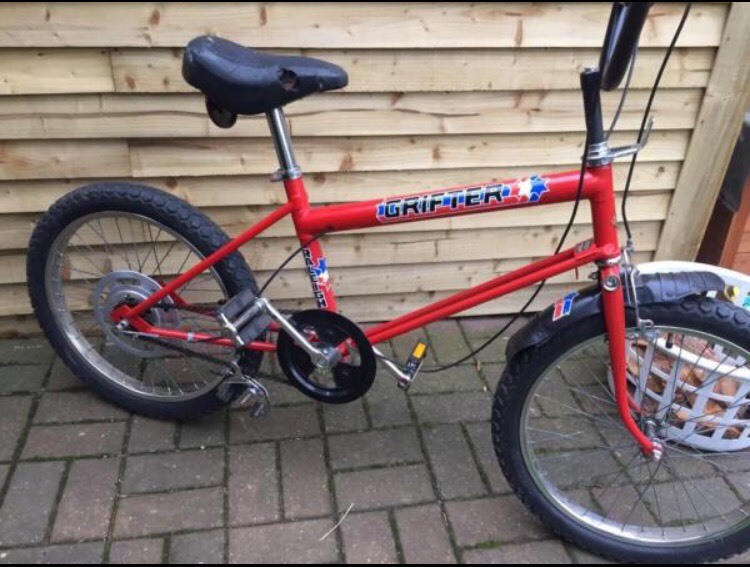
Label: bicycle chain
xmin=123 ymin=302 xmax=302 ymax=386
xmin=151 ymin=301 xmax=219 ymax=317
xmin=133 ymin=332 xmax=290 ymax=385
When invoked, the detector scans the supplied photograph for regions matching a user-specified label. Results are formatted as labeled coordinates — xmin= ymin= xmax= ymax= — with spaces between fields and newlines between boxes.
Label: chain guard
xmin=276 ymin=310 xmax=376 ymax=404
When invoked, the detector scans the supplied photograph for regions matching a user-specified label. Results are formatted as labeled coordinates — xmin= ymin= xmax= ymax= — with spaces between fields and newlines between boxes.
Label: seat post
xmin=266 ymin=107 xmax=301 ymax=180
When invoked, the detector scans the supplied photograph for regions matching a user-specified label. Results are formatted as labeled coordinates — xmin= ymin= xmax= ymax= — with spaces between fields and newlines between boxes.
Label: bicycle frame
xmin=111 ymin=107 xmax=654 ymax=454
xmin=118 ymin=161 xmax=621 ymax=348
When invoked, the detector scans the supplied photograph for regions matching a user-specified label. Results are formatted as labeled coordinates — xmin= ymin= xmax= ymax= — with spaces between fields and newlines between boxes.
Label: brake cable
xmin=606 ymin=38 xmax=639 ymax=141
xmin=420 ymin=3 xmax=693 ymax=374
xmin=259 ymin=233 xmax=325 ymax=295
xmin=419 ymin=135 xmax=592 ymax=373
xmin=622 ymin=3 xmax=692 ymax=241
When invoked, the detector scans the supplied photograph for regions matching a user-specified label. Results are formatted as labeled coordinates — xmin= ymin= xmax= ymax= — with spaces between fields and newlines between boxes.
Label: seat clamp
xmin=270 ymin=167 xmax=302 ymax=183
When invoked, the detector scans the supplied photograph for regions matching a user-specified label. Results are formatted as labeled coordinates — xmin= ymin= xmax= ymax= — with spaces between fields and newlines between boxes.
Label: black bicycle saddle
xmin=182 ymin=36 xmax=349 ymax=118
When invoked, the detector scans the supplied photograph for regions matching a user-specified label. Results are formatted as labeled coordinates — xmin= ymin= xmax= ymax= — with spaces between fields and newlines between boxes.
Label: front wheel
xmin=493 ymin=296 xmax=750 ymax=563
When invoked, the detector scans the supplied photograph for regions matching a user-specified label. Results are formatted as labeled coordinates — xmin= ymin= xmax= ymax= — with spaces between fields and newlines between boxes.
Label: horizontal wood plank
xmin=0 ymin=45 xmax=715 ymax=98
xmin=128 ymin=131 xmax=689 ymax=178
xmin=198 ymin=193 xmax=671 ymax=238
xmin=0 ymin=162 xmax=681 ymax=213
xmin=0 ymin=132 xmax=688 ymax=181
xmin=0 ymin=280 xmax=602 ymax=319
xmin=0 ymin=48 xmax=113 ymax=95
xmin=0 ymin=89 xmax=703 ymax=139
xmin=0 ymin=3 xmax=724 ymax=48
xmin=0 ymin=194 xmax=668 ymax=264
xmin=0 ymin=279 xmax=636 ymax=320
xmin=110 ymin=47 xmax=716 ymax=94
xmin=0 ymin=220 xmax=661 ymax=274
xmin=0 ymin=140 xmax=130 ymax=181
xmin=1 ymin=250 xmax=656 ymax=292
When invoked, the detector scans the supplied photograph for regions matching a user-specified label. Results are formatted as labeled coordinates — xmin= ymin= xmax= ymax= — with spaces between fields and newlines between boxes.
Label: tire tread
xmin=27 ymin=182 xmax=261 ymax=420
xmin=492 ymin=296 xmax=750 ymax=564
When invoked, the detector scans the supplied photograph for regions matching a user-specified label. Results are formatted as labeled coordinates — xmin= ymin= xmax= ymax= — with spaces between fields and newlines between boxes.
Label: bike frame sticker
xmin=303 ymin=248 xmax=332 ymax=309
xmin=376 ymin=175 xmax=549 ymax=223
xmin=552 ymin=291 xmax=579 ymax=322
xmin=574 ymin=239 xmax=595 ymax=255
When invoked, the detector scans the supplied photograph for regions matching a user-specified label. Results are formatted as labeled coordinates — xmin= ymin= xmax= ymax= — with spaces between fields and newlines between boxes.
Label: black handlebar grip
xmin=600 ymin=2 xmax=653 ymax=91
xmin=580 ymin=68 xmax=605 ymax=145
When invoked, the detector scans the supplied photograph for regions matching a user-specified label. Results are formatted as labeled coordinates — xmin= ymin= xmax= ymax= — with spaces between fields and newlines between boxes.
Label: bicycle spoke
xmin=532 ymin=393 xmax=621 ymax=431
xmin=89 ymin=219 xmax=130 ymax=269
xmin=620 ymin=459 xmax=663 ymax=529
xmin=142 ymin=223 xmax=163 ymax=276
xmin=527 ymin=427 xmax=589 ymax=446
xmin=664 ymin=457 xmax=688 ymax=533
xmin=665 ymin=444 xmax=733 ymax=475
xmin=599 ymin=450 xmax=644 ymax=519
xmin=125 ymin=217 xmax=144 ymax=272
xmin=153 ymin=238 xmax=179 ymax=279
xmin=668 ymin=451 xmax=709 ymax=531
xmin=49 ymin=212 xmax=234 ymax=402
xmin=579 ymin=356 xmax=617 ymax=403
xmin=535 ymin=442 xmax=634 ymax=462
xmin=113 ymin=216 xmax=133 ymax=270
xmin=655 ymin=336 xmax=687 ymax=419
xmin=522 ymin=325 xmax=750 ymax=546
xmin=70 ymin=232 xmax=108 ymax=276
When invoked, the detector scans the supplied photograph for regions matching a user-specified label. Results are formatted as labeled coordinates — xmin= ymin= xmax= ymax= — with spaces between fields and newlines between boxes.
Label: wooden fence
xmin=0 ymin=2 xmax=747 ymax=333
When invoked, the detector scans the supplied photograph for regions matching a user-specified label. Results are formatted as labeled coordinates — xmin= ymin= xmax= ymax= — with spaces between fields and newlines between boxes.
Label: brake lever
xmin=586 ymin=116 xmax=654 ymax=166
xmin=608 ymin=116 xmax=654 ymax=160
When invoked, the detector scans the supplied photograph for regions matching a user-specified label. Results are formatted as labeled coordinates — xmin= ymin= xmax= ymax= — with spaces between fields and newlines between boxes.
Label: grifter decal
xmin=376 ymin=175 xmax=549 ymax=223
xmin=302 ymin=248 xmax=331 ymax=308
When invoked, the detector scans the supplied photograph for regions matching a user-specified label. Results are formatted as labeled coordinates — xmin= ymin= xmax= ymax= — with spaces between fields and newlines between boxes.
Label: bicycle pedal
xmin=398 ymin=340 xmax=429 ymax=391
xmin=234 ymin=376 xmax=270 ymax=418
xmin=217 ymin=289 xmax=272 ymax=347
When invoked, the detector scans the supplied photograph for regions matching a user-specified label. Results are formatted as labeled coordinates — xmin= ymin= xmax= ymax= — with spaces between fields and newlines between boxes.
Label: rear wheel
xmin=493 ymin=297 xmax=750 ymax=563
xmin=27 ymin=182 xmax=262 ymax=420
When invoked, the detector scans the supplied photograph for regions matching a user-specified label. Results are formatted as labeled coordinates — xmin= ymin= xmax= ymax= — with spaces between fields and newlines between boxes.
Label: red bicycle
xmin=26 ymin=3 xmax=750 ymax=563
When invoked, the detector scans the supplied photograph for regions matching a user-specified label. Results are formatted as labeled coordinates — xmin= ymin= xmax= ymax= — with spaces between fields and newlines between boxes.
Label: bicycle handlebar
xmin=598 ymin=2 xmax=653 ymax=91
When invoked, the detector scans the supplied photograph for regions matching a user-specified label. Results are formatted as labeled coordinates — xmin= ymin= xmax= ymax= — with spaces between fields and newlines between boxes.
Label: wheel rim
xmin=520 ymin=325 xmax=750 ymax=546
xmin=45 ymin=211 xmax=234 ymax=402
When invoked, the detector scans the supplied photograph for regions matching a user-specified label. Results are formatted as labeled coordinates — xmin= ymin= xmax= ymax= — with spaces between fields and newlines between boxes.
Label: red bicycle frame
xmin=112 ymin=107 xmax=653 ymax=453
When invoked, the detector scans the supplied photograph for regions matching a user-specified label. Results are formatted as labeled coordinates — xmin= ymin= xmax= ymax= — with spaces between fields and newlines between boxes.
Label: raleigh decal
xmin=303 ymin=249 xmax=331 ymax=309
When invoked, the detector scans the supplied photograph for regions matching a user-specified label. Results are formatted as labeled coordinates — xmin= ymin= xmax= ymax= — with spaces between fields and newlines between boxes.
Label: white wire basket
xmin=613 ymin=262 xmax=750 ymax=451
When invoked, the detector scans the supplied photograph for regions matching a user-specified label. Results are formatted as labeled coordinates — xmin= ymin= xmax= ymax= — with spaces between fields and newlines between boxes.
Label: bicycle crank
xmin=276 ymin=310 xmax=376 ymax=404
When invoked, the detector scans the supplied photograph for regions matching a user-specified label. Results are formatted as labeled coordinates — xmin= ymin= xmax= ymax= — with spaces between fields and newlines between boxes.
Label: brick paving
xmin=0 ymin=317 xmax=600 ymax=564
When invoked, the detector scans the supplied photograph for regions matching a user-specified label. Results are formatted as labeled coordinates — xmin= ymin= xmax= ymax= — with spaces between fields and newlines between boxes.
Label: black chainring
xmin=276 ymin=310 xmax=376 ymax=404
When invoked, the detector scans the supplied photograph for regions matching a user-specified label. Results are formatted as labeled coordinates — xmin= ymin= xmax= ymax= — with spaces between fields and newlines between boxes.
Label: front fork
xmin=600 ymin=263 xmax=657 ymax=456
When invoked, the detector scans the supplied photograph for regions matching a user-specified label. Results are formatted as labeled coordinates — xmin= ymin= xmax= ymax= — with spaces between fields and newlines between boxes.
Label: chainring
xmin=276 ymin=310 xmax=376 ymax=404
